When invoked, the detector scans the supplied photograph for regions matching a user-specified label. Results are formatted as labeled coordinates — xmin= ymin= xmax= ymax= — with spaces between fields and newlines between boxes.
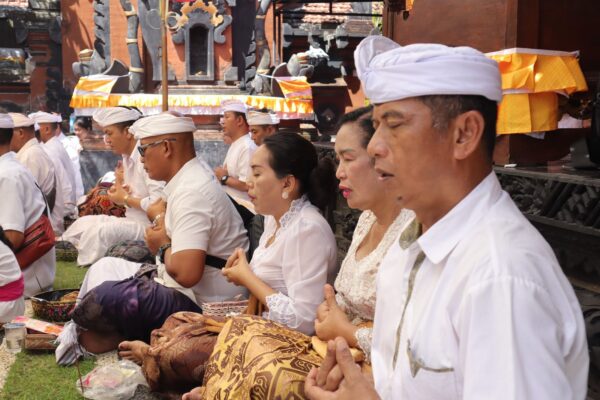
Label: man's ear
xmin=451 ymin=110 xmax=485 ymax=160
xmin=124 ymin=127 xmax=134 ymax=140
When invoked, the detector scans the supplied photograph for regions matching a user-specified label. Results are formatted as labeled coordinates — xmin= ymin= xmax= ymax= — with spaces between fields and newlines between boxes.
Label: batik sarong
xmin=72 ymin=265 xmax=201 ymax=342
xmin=199 ymin=315 xmax=322 ymax=399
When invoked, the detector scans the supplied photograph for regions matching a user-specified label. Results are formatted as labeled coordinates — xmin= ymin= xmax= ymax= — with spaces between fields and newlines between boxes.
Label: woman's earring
xmin=282 ymin=191 xmax=289 ymax=200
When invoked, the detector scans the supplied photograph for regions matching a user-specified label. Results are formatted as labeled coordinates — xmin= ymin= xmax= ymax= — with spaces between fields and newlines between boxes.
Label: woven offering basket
xmin=30 ymin=289 xmax=79 ymax=323
xmin=202 ymin=300 xmax=249 ymax=318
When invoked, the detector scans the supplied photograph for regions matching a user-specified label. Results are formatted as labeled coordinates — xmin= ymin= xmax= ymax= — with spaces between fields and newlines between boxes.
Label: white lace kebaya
xmin=250 ymin=196 xmax=337 ymax=335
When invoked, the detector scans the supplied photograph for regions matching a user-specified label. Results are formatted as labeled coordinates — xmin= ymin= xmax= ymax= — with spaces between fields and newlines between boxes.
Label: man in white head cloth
xmin=59 ymin=112 xmax=248 ymax=358
xmin=305 ymin=37 xmax=588 ymax=400
xmin=56 ymin=115 xmax=85 ymax=199
xmin=8 ymin=113 xmax=66 ymax=234
xmin=247 ymin=108 xmax=280 ymax=146
xmin=29 ymin=111 xmax=78 ymax=218
xmin=214 ymin=99 xmax=257 ymax=201
xmin=0 ymin=114 xmax=56 ymax=297
xmin=59 ymin=107 xmax=165 ymax=266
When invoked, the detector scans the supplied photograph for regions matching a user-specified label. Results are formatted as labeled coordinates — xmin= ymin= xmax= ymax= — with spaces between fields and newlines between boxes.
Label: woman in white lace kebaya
xmin=180 ymin=106 xmax=414 ymax=400
xmin=219 ymin=132 xmax=338 ymax=334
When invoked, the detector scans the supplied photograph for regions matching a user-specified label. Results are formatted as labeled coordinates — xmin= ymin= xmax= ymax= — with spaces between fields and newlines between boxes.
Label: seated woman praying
xmin=117 ymin=132 xmax=338 ymax=393
xmin=182 ymin=106 xmax=415 ymax=400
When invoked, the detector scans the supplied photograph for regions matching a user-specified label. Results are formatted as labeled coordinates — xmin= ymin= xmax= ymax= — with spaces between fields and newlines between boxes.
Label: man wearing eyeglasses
xmin=61 ymin=112 xmax=249 ymax=359
xmin=59 ymin=107 xmax=165 ymax=267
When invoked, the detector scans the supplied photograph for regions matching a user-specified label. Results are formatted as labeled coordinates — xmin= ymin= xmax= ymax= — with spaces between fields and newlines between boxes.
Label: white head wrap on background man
xmin=129 ymin=113 xmax=197 ymax=140
xmin=246 ymin=110 xmax=280 ymax=126
xmin=354 ymin=36 xmax=503 ymax=104
xmin=92 ymin=107 xmax=143 ymax=127
xmin=0 ymin=114 xmax=15 ymax=129
xmin=29 ymin=111 xmax=62 ymax=124
xmin=8 ymin=113 xmax=35 ymax=128
xmin=220 ymin=99 xmax=247 ymax=114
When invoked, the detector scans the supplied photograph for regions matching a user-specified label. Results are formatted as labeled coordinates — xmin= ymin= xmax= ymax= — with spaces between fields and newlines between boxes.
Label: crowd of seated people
xmin=0 ymin=34 xmax=592 ymax=400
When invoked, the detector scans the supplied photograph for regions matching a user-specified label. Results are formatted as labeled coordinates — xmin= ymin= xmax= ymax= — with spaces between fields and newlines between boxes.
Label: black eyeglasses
xmin=137 ymin=138 xmax=177 ymax=156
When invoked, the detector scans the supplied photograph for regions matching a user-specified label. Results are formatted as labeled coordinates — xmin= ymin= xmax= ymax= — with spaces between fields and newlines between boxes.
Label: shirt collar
xmin=18 ymin=138 xmax=38 ymax=154
xmin=416 ymin=171 xmax=502 ymax=264
xmin=123 ymin=141 xmax=140 ymax=164
xmin=164 ymin=158 xmax=198 ymax=197
xmin=0 ymin=151 xmax=16 ymax=162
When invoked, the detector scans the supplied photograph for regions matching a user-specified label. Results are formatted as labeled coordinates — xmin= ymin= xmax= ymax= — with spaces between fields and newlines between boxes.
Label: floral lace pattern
xmin=355 ymin=327 xmax=373 ymax=361
xmin=335 ymin=209 xmax=414 ymax=358
xmin=279 ymin=195 xmax=309 ymax=229
xmin=265 ymin=292 xmax=299 ymax=329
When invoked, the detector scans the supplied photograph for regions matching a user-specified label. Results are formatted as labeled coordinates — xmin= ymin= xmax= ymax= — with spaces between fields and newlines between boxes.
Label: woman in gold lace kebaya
xmin=182 ymin=106 xmax=414 ymax=400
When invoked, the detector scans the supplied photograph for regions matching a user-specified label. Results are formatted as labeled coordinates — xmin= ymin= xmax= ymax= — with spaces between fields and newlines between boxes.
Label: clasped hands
xmin=144 ymin=198 xmax=169 ymax=255
xmin=222 ymin=248 xmax=253 ymax=286
xmin=108 ymin=162 xmax=130 ymax=206
xmin=304 ymin=284 xmax=379 ymax=400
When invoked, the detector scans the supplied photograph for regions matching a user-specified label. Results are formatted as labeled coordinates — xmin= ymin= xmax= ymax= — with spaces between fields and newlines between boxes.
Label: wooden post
xmin=160 ymin=0 xmax=169 ymax=111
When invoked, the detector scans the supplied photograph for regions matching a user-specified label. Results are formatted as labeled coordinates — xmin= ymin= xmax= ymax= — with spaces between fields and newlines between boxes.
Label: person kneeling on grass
xmin=55 ymin=112 xmax=248 ymax=364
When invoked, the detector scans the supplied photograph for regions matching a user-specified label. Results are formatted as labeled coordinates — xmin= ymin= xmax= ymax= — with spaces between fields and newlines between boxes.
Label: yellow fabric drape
xmin=486 ymin=49 xmax=588 ymax=135
xmin=70 ymin=92 xmax=314 ymax=119
xmin=275 ymin=76 xmax=313 ymax=100
xmin=72 ymin=76 xmax=120 ymax=100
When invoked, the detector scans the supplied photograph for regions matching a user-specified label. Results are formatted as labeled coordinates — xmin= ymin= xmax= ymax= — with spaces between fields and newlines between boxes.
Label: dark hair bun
xmin=263 ymin=132 xmax=336 ymax=213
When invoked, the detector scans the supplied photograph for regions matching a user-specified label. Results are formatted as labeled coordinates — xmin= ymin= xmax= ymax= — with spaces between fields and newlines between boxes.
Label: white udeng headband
xmin=92 ymin=107 xmax=142 ymax=127
xmin=129 ymin=113 xmax=197 ymax=139
xmin=355 ymin=36 xmax=503 ymax=104
xmin=247 ymin=111 xmax=280 ymax=125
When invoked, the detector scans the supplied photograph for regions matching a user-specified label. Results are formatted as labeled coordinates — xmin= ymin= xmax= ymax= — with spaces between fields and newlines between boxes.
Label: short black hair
xmin=231 ymin=111 xmax=248 ymax=126
xmin=336 ymin=105 xmax=375 ymax=148
xmin=74 ymin=117 xmax=93 ymax=131
xmin=0 ymin=128 xmax=13 ymax=145
xmin=418 ymin=95 xmax=498 ymax=158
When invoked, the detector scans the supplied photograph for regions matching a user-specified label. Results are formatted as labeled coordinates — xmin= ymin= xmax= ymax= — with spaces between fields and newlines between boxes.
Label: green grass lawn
xmin=1 ymin=261 xmax=93 ymax=399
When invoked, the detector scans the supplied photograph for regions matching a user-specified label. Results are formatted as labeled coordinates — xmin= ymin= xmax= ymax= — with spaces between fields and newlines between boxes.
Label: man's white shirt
xmin=43 ymin=136 xmax=77 ymax=216
xmin=16 ymin=138 xmax=65 ymax=233
xmin=0 ymin=152 xmax=56 ymax=296
xmin=58 ymin=133 xmax=84 ymax=199
xmin=223 ymin=133 xmax=256 ymax=201
xmin=372 ymin=172 xmax=589 ymax=400
xmin=162 ymin=157 xmax=249 ymax=305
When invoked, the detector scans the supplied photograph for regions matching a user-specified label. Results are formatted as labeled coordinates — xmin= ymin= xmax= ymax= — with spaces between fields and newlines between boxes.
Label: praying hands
xmin=144 ymin=216 xmax=169 ymax=255
xmin=315 ymin=284 xmax=357 ymax=345
xmin=304 ymin=337 xmax=379 ymax=400
xmin=222 ymin=248 xmax=254 ymax=286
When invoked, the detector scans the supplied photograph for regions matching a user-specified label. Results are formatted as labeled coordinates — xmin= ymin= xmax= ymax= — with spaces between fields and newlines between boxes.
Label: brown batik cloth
xmin=140 ymin=312 xmax=224 ymax=393
xmin=199 ymin=315 xmax=322 ymax=399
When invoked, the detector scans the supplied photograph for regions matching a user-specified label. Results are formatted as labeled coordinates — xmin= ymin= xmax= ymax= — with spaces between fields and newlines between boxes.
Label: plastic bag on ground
xmin=76 ymin=359 xmax=149 ymax=400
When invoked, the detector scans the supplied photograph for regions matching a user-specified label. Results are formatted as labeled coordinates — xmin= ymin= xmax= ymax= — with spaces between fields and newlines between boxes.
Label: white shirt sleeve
xmin=139 ymin=166 xmax=165 ymax=212
xmin=457 ymin=276 xmax=584 ymax=400
xmin=168 ymin=190 xmax=214 ymax=254
xmin=265 ymin=218 xmax=335 ymax=335
xmin=235 ymin=145 xmax=251 ymax=183
xmin=0 ymin=178 xmax=26 ymax=232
